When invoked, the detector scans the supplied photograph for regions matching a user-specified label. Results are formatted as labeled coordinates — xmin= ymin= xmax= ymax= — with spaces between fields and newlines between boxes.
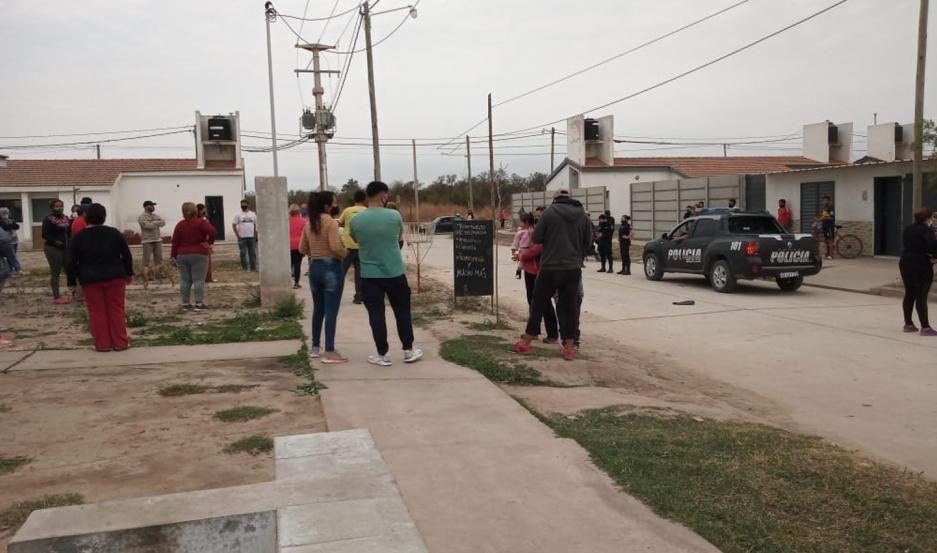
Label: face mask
xmin=241 ymin=205 xmax=249 ymax=211
xmin=52 ymin=208 xmax=64 ymax=216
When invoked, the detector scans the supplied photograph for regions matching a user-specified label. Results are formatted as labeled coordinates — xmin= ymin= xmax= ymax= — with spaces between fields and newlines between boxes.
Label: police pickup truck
xmin=642 ymin=210 xmax=821 ymax=293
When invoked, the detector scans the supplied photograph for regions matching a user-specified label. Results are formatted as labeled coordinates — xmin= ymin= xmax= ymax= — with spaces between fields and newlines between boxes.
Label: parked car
xmin=432 ymin=215 xmax=464 ymax=233
xmin=642 ymin=210 xmax=822 ymax=293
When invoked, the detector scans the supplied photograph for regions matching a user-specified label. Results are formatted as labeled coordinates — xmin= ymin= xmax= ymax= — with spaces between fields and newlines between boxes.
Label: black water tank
xmin=894 ymin=124 xmax=904 ymax=143
xmin=827 ymin=124 xmax=838 ymax=145
xmin=584 ymin=118 xmax=600 ymax=141
xmin=207 ymin=117 xmax=232 ymax=141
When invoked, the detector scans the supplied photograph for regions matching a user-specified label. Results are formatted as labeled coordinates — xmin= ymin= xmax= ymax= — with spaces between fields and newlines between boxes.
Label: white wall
xmin=546 ymin=166 xmax=678 ymax=218
xmin=114 ymin=172 xmax=244 ymax=240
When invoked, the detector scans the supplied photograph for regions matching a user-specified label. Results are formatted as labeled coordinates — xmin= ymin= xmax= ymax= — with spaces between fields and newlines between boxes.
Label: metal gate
xmin=630 ymin=175 xmax=742 ymax=240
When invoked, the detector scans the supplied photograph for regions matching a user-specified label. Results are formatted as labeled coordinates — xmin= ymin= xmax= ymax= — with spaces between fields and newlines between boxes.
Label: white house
xmin=545 ymin=114 xmax=835 ymax=219
xmin=0 ymin=112 xmax=246 ymax=249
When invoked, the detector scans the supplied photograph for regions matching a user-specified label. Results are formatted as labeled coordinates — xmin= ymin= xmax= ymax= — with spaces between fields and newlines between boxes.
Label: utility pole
xmin=412 ymin=139 xmax=420 ymax=222
xmin=95 ymin=144 xmax=101 ymax=160
xmin=488 ymin=93 xmax=499 ymax=322
xmin=264 ymin=2 xmax=279 ymax=176
xmin=912 ymin=0 xmax=929 ymax=209
xmin=874 ymin=112 xmax=878 ymax=125
xmin=550 ymin=127 xmax=556 ymax=171
xmin=297 ymin=44 xmax=339 ymax=191
xmin=466 ymin=135 xmax=474 ymax=212
xmin=722 ymin=143 xmax=728 ymax=158
xmin=363 ymin=1 xmax=381 ymax=181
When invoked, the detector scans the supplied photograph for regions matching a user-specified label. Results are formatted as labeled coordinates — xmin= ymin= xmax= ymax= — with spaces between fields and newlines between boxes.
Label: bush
xmin=271 ymin=296 xmax=305 ymax=320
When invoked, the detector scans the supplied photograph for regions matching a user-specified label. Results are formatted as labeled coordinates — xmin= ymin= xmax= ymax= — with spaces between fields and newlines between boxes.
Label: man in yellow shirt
xmin=338 ymin=190 xmax=367 ymax=304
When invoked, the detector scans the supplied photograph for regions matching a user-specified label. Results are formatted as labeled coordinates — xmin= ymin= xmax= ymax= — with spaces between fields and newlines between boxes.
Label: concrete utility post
xmin=255 ymin=176 xmax=291 ymax=306
xmin=488 ymin=94 xmax=495 ymax=214
xmin=912 ymin=0 xmax=929 ymax=209
xmin=363 ymin=1 xmax=382 ymax=181
xmin=297 ymin=44 xmax=339 ymax=191
xmin=550 ymin=127 xmax=555 ymax=171
xmin=412 ymin=139 xmax=420 ymax=222
xmin=465 ymin=135 xmax=474 ymax=211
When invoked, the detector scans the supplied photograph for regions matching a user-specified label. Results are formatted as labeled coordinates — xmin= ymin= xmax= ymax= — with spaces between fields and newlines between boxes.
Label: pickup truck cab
xmin=642 ymin=209 xmax=822 ymax=293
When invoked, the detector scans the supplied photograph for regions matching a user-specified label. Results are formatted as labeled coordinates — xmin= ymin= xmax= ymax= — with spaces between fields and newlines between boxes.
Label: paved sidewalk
xmin=299 ymin=289 xmax=717 ymax=553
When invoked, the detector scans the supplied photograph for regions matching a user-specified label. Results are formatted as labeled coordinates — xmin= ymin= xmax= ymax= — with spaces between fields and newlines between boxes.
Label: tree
xmin=337 ymin=178 xmax=361 ymax=206
xmin=922 ymin=119 xmax=936 ymax=156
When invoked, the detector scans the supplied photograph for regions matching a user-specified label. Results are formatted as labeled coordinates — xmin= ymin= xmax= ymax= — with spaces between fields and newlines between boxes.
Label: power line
xmin=0 ymin=129 xmax=193 ymax=150
xmin=317 ymin=0 xmax=344 ymax=43
xmin=280 ymin=1 xmax=420 ymax=55
xmin=437 ymin=0 xmax=754 ymax=149
xmin=332 ymin=12 xmax=364 ymax=110
xmin=500 ymin=0 xmax=850 ymax=136
xmin=277 ymin=2 xmax=360 ymax=22
xmin=0 ymin=125 xmax=190 ymax=139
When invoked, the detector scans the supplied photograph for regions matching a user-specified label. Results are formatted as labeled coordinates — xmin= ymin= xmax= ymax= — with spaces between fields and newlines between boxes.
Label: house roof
xmin=0 ymin=158 xmax=238 ymax=187
xmin=581 ymin=156 xmax=837 ymax=178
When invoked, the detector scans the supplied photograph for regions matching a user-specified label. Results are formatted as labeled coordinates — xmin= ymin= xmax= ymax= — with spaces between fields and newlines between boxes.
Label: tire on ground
xmin=776 ymin=276 xmax=804 ymax=292
xmin=644 ymin=253 xmax=664 ymax=281
xmin=709 ymin=259 xmax=737 ymax=293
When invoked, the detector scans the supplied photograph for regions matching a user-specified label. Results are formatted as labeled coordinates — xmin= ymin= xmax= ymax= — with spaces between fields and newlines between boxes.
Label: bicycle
xmin=812 ymin=224 xmax=863 ymax=259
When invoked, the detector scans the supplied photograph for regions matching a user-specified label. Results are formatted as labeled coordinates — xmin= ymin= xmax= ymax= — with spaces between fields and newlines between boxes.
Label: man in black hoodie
xmin=513 ymin=190 xmax=592 ymax=361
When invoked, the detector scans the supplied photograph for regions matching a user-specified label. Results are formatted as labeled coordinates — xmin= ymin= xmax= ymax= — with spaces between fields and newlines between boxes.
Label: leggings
xmin=290 ymin=249 xmax=303 ymax=285
xmin=598 ymin=244 xmax=613 ymax=271
xmin=900 ymin=257 xmax=933 ymax=328
xmin=43 ymin=244 xmax=66 ymax=297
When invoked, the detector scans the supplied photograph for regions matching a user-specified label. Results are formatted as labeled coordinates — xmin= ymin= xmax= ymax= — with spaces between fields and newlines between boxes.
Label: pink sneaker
xmin=920 ymin=327 xmax=937 ymax=337
xmin=903 ymin=324 xmax=919 ymax=333
xmin=512 ymin=341 xmax=532 ymax=354
xmin=52 ymin=296 xmax=71 ymax=305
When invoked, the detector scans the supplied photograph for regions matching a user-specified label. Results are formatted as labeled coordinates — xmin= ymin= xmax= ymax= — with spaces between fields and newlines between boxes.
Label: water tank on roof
xmin=207 ymin=117 xmax=232 ymax=141
xmin=894 ymin=124 xmax=904 ymax=144
xmin=827 ymin=124 xmax=839 ymax=145
xmin=584 ymin=118 xmax=600 ymax=141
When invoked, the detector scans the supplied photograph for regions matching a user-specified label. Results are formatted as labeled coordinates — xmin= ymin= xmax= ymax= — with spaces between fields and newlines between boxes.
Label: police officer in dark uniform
xmin=617 ymin=214 xmax=633 ymax=275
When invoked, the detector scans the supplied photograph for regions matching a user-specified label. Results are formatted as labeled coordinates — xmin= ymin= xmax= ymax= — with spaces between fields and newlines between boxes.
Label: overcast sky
xmin=1 ymin=0 xmax=934 ymax=190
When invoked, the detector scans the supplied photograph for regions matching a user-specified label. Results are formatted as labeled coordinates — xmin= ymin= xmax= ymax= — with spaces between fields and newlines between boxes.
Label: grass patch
xmin=413 ymin=306 xmax=449 ymax=327
xmin=0 ymin=403 xmax=10 ymax=413
xmin=0 ymin=494 xmax=84 ymax=533
xmin=543 ymin=407 xmax=937 ymax=553
xmin=125 ymin=310 xmax=147 ymax=328
xmin=465 ymin=318 xmax=513 ymax=331
xmin=440 ymin=335 xmax=564 ymax=386
xmin=271 ymin=296 xmax=304 ymax=319
xmin=159 ymin=383 xmax=260 ymax=397
xmin=243 ymin=286 xmax=262 ymax=307
xmin=280 ymin=344 xmax=327 ymax=396
xmin=138 ymin=311 xmax=302 ymax=346
xmin=223 ymin=434 xmax=273 ymax=455
xmin=0 ymin=455 xmax=32 ymax=475
xmin=158 ymin=383 xmax=209 ymax=397
xmin=213 ymin=405 xmax=278 ymax=423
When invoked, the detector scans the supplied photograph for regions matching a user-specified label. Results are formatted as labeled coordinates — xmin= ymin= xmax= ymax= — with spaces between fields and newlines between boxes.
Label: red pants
xmin=83 ymin=278 xmax=129 ymax=351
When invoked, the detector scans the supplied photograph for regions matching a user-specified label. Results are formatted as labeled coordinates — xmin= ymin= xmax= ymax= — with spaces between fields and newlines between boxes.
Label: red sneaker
xmin=52 ymin=296 xmax=71 ymax=305
xmin=512 ymin=341 xmax=532 ymax=354
xmin=562 ymin=347 xmax=576 ymax=361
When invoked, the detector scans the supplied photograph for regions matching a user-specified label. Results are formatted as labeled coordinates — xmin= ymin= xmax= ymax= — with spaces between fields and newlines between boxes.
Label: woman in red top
xmin=288 ymin=203 xmax=306 ymax=289
xmin=513 ymin=213 xmax=558 ymax=342
xmin=171 ymin=202 xmax=216 ymax=311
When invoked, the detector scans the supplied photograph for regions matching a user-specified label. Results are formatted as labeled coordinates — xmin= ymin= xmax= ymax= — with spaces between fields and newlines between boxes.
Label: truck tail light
xmin=744 ymin=240 xmax=759 ymax=256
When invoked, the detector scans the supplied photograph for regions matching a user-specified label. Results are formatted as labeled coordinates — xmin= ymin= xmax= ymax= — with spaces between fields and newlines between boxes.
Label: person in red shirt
xmin=498 ymin=209 xmax=507 ymax=229
xmin=171 ymin=202 xmax=216 ymax=311
xmin=288 ymin=203 xmax=306 ymax=289
xmin=777 ymin=198 xmax=792 ymax=232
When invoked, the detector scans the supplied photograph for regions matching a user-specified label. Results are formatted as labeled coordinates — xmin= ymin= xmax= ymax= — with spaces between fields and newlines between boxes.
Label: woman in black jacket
xmin=66 ymin=203 xmax=134 ymax=352
xmin=41 ymin=199 xmax=72 ymax=303
xmin=900 ymin=207 xmax=937 ymax=336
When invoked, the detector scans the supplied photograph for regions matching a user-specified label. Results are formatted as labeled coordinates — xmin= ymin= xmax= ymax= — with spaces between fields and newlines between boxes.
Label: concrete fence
xmin=630 ymin=176 xmax=743 ymax=240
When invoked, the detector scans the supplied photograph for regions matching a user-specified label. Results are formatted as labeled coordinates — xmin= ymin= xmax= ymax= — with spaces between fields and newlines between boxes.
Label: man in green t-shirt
xmin=349 ymin=181 xmax=423 ymax=367
xmin=338 ymin=190 xmax=367 ymax=303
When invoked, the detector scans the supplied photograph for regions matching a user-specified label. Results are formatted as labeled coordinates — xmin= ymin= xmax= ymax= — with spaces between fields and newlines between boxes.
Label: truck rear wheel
xmin=709 ymin=260 xmax=737 ymax=293
xmin=776 ymin=276 xmax=803 ymax=292
xmin=644 ymin=254 xmax=663 ymax=281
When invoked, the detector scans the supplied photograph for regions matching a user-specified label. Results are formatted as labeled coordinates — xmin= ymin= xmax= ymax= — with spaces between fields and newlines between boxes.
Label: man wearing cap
xmin=513 ymin=189 xmax=592 ymax=361
xmin=138 ymin=201 xmax=166 ymax=269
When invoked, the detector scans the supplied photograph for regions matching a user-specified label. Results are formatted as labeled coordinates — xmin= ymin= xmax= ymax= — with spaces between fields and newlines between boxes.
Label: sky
xmin=1 ymin=0 xmax=935 ymax=190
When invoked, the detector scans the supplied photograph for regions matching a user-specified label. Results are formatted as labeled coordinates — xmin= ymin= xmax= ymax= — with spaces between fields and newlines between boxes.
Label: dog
xmin=137 ymin=261 xmax=176 ymax=289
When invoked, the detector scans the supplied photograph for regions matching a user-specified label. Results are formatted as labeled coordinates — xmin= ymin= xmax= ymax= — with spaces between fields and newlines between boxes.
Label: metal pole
xmin=550 ymin=127 xmax=555 ymax=171
xmin=412 ymin=139 xmax=420 ymax=222
xmin=95 ymin=144 xmax=101 ymax=160
xmin=723 ymin=143 xmax=727 ymax=157
xmin=264 ymin=3 xmax=279 ymax=176
xmin=466 ymin=135 xmax=474 ymax=212
xmin=912 ymin=0 xmax=929 ymax=209
xmin=363 ymin=1 xmax=382 ymax=181
xmin=312 ymin=46 xmax=328 ymax=191
xmin=488 ymin=93 xmax=498 ymax=321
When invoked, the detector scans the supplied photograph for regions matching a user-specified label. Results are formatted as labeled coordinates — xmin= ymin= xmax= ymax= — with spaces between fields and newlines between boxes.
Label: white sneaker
xmin=368 ymin=354 xmax=392 ymax=367
xmin=309 ymin=346 xmax=321 ymax=358
xmin=403 ymin=348 xmax=423 ymax=363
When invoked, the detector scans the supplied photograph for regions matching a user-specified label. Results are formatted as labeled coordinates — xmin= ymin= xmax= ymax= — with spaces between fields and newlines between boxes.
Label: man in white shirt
xmin=232 ymin=200 xmax=258 ymax=272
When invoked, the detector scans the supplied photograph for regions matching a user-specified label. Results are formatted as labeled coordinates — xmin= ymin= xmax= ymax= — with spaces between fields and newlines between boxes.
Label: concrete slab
xmin=0 ymin=350 xmax=32 ymax=372
xmin=10 ymin=340 xmax=301 ymax=371
xmin=278 ymin=499 xmax=422 ymax=550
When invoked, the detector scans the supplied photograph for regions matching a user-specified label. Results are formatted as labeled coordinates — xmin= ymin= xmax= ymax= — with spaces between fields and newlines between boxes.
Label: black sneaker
xmin=181 ymin=304 xmax=193 ymax=311
xmin=193 ymin=303 xmax=207 ymax=311
xmin=597 ymin=268 xmax=606 ymax=273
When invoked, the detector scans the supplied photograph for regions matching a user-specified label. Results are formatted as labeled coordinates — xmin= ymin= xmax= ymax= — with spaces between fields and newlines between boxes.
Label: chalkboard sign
xmin=453 ymin=220 xmax=494 ymax=297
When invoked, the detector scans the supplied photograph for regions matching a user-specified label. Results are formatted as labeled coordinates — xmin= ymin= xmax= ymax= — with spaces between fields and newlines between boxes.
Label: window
xmin=0 ymin=199 xmax=23 ymax=222
xmin=745 ymin=175 xmax=766 ymax=212
xmin=728 ymin=216 xmax=784 ymax=234
xmin=670 ymin=220 xmax=696 ymax=240
xmin=31 ymin=198 xmax=59 ymax=223
xmin=693 ymin=218 xmax=718 ymax=238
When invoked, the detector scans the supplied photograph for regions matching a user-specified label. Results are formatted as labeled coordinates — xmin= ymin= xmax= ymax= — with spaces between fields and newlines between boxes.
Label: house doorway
xmin=204 ymin=196 xmax=225 ymax=241
xmin=873 ymin=176 xmax=903 ymax=256
xmin=799 ymin=181 xmax=834 ymax=234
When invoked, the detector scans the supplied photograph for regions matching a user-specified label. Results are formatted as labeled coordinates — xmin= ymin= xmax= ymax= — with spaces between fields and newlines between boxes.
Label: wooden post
xmin=912 ymin=0 xmax=929 ymax=209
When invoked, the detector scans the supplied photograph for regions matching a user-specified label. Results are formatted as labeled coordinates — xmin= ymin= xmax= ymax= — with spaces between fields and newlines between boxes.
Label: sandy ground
xmin=417 ymin=236 xmax=937 ymax=477
xmin=0 ymin=357 xmax=325 ymax=548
